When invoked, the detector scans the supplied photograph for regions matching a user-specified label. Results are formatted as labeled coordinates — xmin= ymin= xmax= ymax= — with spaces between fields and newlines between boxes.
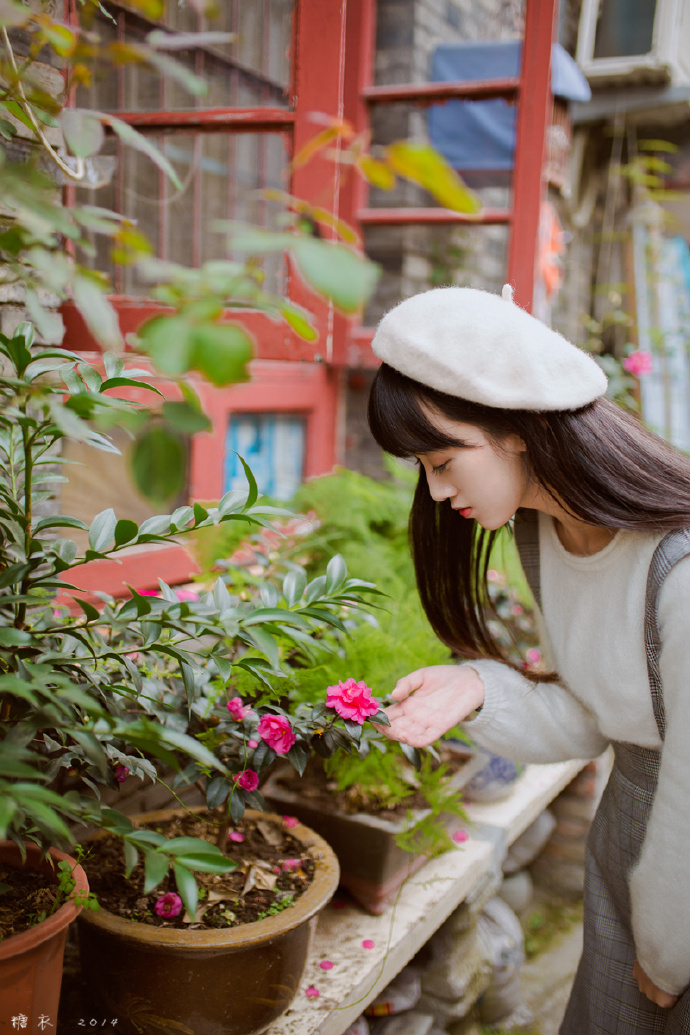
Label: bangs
xmin=367 ymin=363 xmax=466 ymax=457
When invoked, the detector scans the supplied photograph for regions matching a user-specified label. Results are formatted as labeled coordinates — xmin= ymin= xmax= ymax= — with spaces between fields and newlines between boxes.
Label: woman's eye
xmin=431 ymin=461 xmax=448 ymax=475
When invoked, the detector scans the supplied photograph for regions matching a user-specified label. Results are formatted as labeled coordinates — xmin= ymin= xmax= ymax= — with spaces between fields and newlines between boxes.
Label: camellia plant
xmin=0 ymin=322 xmax=391 ymax=916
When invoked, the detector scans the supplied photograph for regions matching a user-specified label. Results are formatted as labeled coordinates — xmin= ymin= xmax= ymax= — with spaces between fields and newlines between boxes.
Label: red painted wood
xmin=189 ymin=360 xmax=339 ymax=500
xmin=60 ymin=301 xmax=326 ymax=363
xmin=60 ymin=544 xmax=201 ymax=602
xmin=106 ymin=108 xmax=295 ymax=132
xmin=358 ymin=207 xmax=512 ymax=226
xmin=506 ymin=0 xmax=557 ymax=311
xmin=362 ymin=77 xmax=520 ymax=106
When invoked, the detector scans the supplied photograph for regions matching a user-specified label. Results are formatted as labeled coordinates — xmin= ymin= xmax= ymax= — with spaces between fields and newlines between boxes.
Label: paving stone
xmin=369 ymin=1010 xmax=434 ymax=1035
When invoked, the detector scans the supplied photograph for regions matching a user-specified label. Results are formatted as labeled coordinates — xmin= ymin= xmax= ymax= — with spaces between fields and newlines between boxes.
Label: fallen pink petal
xmin=227 ymin=831 xmax=244 ymax=842
xmin=319 ymin=960 xmax=334 ymax=970
xmin=452 ymin=829 xmax=469 ymax=843
xmin=305 ymin=985 xmax=320 ymax=999
xmin=362 ymin=939 xmax=375 ymax=949
xmin=282 ymin=858 xmax=303 ymax=871
xmin=282 ymin=815 xmax=299 ymax=828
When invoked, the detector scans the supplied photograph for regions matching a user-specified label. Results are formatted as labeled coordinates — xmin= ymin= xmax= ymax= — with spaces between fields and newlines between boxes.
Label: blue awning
xmin=427 ymin=42 xmax=591 ymax=176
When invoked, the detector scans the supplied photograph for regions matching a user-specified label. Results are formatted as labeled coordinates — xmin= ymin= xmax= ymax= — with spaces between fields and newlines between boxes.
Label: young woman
xmin=367 ymin=285 xmax=690 ymax=1034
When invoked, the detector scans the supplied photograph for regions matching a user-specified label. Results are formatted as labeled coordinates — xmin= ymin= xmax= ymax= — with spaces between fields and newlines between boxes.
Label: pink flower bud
xmin=233 ymin=769 xmax=259 ymax=792
xmin=114 ymin=766 xmax=129 ymax=783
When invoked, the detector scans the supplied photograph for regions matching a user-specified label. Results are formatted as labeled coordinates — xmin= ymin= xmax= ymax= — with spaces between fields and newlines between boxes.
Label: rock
xmin=498 ymin=870 xmax=534 ymax=915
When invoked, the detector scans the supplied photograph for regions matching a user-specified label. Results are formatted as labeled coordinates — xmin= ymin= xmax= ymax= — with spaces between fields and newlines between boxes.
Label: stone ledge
xmin=270 ymin=758 xmax=584 ymax=1035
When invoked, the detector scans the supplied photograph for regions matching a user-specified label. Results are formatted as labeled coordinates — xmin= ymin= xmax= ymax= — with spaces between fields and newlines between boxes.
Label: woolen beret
xmin=371 ymin=285 xmax=607 ymax=411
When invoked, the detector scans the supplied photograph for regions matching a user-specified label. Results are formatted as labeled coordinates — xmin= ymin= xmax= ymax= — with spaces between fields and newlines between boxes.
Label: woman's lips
xmin=456 ymin=507 xmax=472 ymax=518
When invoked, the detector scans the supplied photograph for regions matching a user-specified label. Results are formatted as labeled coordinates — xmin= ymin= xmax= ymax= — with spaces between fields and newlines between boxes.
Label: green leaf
xmin=235 ymin=454 xmax=258 ymax=509
xmin=101 ymin=377 xmax=164 ymax=397
xmin=123 ymin=840 xmax=139 ymax=878
xmin=291 ymin=237 xmax=380 ymax=314
xmin=0 ymin=797 xmax=17 ymax=839
xmin=171 ymin=862 xmax=198 ymax=918
xmin=229 ymin=792 xmax=245 ymax=823
xmin=0 ymin=628 xmax=31 ymax=646
xmin=279 ymin=300 xmax=318 ymax=342
xmin=162 ymin=400 xmax=211 ymax=434
xmin=89 ymin=508 xmax=117 ymax=552
xmin=99 ymin=113 xmax=183 ymax=190
xmin=400 ymin=742 xmax=422 ymax=770
xmin=0 ymin=1 xmax=32 ymax=28
xmin=60 ymin=109 xmax=105 ymax=158
xmin=172 ymin=853 xmax=236 ymax=874
xmin=385 ymin=141 xmax=482 ymax=213
xmin=130 ymin=426 xmax=187 ymax=503
xmin=206 ymin=775 xmax=229 ymax=808
xmin=34 ymin=515 xmax=89 ymax=533
xmin=189 ymin=324 xmax=253 ymax=387
xmin=143 ymin=849 xmax=170 ymax=893
xmin=72 ymin=274 xmax=123 ymax=351
xmin=326 ymin=553 xmax=347 ymax=593
xmin=74 ymin=597 xmax=100 ymax=622
xmin=283 ymin=569 xmax=307 ymax=607
xmin=114 ymin=519 xmax=139 ymax=546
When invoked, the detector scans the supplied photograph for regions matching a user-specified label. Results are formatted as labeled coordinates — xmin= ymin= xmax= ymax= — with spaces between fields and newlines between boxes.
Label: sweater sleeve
xmin=460 ymin=658 xmax=609 ymax=763
xmin=628 ymin=557 xmax=690 ymax=996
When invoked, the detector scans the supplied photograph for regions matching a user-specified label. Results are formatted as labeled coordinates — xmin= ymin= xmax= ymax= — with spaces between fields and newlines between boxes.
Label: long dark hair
xmin=367 ymin=362 xmax=690 ymax=672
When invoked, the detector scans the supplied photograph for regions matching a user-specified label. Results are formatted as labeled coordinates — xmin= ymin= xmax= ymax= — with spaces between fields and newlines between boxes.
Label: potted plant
xmin=0 ymin=322 xmax=400 ymax=1034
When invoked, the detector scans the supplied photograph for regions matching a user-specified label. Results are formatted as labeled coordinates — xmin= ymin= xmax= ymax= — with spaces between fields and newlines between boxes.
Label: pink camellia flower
xmin=114 ymin=766 xmax=129 ymax=783
xmin=175 ymin=589 xmax=199 ymax=602
xmin=228 ymin=830 xmax=245 ymax=843
xmin=227 ymin=696 xmax=250 ymax=722
xmin=282 ymin=816 xmax=299 ymax=828
xmin=623 ymin=351 xmax=653 ymax=377
xmin=524 ymin=647 xmax=542 ymax=669
xmin=258 ymin=714 xmax=296 ymax=755
xmin=154 ymin=892 xmax=182 ymax=918
xmin=247 ymin=738 xmax=259 ymax=749
xmin=233 ymin=769 xmax=259 ymax=792
xmin=325 ymin=678 xmax=379 ymax=725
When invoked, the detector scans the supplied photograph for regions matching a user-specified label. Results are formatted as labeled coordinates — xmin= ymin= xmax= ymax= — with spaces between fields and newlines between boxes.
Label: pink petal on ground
xmin=305 ymin=985 xmax=320 ymax=999
xmin=452 ymin=829 xmax=469 ymax=843
xmin=228 ymin=831 xmax=244 ymax=842
xmin=282 ymin=816 xmax=299 ymax=828
xmin=319 ymin=960 xmax=334 ymax=970
xmin=362 ymin=939 xmax=375 ymax=949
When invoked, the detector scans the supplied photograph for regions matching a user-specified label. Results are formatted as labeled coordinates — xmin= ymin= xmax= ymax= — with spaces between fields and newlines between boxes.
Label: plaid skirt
xmin=560 ymin=742 xmax=690 ymax=1034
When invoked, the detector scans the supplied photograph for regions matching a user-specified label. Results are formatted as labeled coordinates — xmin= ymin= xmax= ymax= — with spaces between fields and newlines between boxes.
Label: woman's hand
xmin=633 ymin=960 xmax=679 ymax=1009
xmin=373 ymin=665 xmax=485 ymax=749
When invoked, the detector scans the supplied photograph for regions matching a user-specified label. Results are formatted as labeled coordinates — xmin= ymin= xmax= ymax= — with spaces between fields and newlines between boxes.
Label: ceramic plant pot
xmin=0 ymin=841 xmax=89 ymax=1035
xmin=264 ymin=747 xmax=484 ymax=915
xmin=76 ymin=807 xmax=339 ymax=1035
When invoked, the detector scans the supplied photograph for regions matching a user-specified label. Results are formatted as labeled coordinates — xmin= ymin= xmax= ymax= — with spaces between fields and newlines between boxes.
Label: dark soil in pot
xmin=82 ymin=810 xmax=315 ymax=929
xmin=0 ymin=864 xmax=60 ymax=939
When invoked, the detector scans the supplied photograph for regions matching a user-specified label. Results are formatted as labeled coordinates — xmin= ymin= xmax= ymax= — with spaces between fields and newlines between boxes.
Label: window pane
xmin=74 ymin=131 xmax=288 ymax=294
xmin=76 ymin=1 xmax=293 ymax=112
xmin=224 ymin=414 xmax=306 ymax=500
xmin=593 ymin=0 xmax=656 ymax=59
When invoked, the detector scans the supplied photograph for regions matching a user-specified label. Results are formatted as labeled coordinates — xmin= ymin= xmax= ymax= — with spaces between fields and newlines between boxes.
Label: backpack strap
xmin=513 ymin=508 xmax=542 ymax=611
xmin=644 ymin=528 xmax=690 ymax=742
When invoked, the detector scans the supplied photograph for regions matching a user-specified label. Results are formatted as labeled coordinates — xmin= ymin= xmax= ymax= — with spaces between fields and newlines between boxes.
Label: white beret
xmin=371 ymin=285 xmax=607 ymax=411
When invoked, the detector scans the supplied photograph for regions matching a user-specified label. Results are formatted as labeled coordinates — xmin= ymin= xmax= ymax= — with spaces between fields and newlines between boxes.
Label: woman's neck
xmin=520 ymin=488 xmax=616 ymax=557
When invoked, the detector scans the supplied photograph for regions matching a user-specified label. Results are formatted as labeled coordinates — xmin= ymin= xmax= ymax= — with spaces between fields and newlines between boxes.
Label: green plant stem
xmin=15 ymin=418 xmax=32 ymax=631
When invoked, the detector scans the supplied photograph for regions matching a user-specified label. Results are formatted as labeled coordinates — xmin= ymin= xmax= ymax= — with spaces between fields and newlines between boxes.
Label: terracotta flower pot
xmin=0 ymin=841 xmax=89 ymax=1035
xmin=76 ymin=807 xmax=339 ymax=1035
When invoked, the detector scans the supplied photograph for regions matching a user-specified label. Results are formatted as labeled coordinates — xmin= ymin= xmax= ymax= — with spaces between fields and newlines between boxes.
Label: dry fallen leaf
xmin=242 ymin=863 xmax=278 ymax=896
xmin=256 ymin=819 xmax=283 ymax=846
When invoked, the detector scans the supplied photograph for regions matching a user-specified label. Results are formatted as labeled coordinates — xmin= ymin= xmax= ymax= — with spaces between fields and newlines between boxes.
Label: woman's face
xmin=415 ymin=410 xmax=530 ymax=531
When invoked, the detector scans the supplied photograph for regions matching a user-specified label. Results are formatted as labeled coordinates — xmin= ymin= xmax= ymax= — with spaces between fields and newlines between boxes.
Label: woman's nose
xmin=427 ymin=476 xmax=455 ymax=503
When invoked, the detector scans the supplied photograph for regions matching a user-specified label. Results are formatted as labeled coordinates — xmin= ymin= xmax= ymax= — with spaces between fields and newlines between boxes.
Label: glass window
xmin=224 ymin=414 xmax=306 ymax=500
xmin=593 ymin=0 xmax=657 ymax=59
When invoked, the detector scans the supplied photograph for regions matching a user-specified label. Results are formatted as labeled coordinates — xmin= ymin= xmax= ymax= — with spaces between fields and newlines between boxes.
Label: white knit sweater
xmin=465 ymin=512 xmax=690 ymax=996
